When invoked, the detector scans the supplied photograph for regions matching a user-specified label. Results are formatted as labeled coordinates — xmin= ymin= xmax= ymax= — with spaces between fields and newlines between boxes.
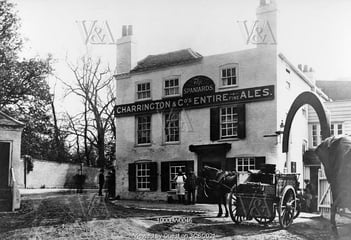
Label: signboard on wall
xmin=182 ymin=75 xmax=215 ymax=97
xmin=115 ymin=85 xmax=275 ymax=117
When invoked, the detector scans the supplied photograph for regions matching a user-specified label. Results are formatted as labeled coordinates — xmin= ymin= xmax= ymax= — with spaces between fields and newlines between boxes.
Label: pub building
xmin=114 ymin=0 xmax=329 ymax=202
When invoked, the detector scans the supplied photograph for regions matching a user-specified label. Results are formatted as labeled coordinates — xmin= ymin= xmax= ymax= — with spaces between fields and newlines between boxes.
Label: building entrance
xmin=0 ymin=142 xmax=11 ymax=211
xmin=0 ymin=142 xmax=10 ymax=188
xmin=189 ymin=143 xmax=231 ymax=203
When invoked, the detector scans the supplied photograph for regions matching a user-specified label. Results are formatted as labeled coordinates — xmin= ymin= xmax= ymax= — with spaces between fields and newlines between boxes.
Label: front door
xmin=197 ymin=152 xmax=226 ymax=203
xmin=310 ymin=166 xmax=320 ymax=212
xmin=0 ymin=142 xmax=10 ymax=188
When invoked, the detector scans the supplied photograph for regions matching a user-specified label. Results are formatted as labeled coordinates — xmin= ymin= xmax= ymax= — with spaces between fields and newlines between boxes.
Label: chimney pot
xmin=122 ymin=25 xmax=127 ymax=37
xmin=303 ymin=64 xmax=308 ymax=72
xmin=128 ymin=25 xmax=133 ymax=36
xmin=298 ymin=64 xmax=302 ymax=71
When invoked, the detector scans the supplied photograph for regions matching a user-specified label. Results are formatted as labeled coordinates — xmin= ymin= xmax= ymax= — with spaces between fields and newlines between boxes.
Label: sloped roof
xmin=0 ymin=111 xmax=25 ymax=128
xmin=130 ymin=48 xmax=202 ymax=73
xmin=316 ymin=80 xmax=351 ymax=101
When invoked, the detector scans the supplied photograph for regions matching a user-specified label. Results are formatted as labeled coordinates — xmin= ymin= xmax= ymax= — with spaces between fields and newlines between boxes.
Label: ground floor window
xmin=161 ymin=161 xmax=194 ymax=192
xmin=225 ymin=157 xmax=265 ymax=172
xmin=236 ymin=157 xmax=255 ymax=172
xmin=136 ymin=162 xmax=150 ymax=190
xmin=128 ymin=162 xmax=157 ymax=191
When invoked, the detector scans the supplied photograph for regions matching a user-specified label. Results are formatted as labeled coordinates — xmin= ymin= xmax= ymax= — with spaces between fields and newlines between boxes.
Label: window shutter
xmin=255 ymin=157 xmax=266 ymax=170
xmin=149 ymin=162 xmax=158 ymax=191
xmin=225 ymin=158 xmax=236 ymax=171
xmin=210 ymin=107 xmax=220 ymax=141
xmin=128 ymin=163 xmax=136 ymax=191
xmin=237 ymin=104 xmax=246 ymax=139
xmin=161 ymin=162 xmax=170 ymax=192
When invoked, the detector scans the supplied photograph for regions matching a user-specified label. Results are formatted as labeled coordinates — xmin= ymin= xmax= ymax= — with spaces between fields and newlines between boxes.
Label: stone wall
xmin=17 ymin=159 xmax=100 ymax=189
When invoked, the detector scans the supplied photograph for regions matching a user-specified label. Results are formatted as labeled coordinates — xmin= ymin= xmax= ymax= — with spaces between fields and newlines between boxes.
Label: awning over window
xmin=189 ymin=143 xmax=231 ymax=154
xmin=303 ymin=150 xmax=321 ymax=166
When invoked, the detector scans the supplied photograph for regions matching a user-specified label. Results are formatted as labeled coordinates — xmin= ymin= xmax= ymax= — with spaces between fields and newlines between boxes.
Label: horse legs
xmin=222 ymin=193 xmax=229 ymax=217
xmin=331 ymin=202 xmax=338 ymax=236
xmin=217 ymin=192 xmax=223 ymax=217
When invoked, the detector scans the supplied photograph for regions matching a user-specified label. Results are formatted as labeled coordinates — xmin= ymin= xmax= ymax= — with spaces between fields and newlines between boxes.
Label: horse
xmin=315 ymin=135 xmax=351 ymax=235
xmin=200 ymin=165 xmax=237 ymax=217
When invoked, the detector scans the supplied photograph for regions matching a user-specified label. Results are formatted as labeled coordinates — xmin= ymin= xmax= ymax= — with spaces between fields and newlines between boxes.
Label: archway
xmin=282 ymin=91 xmax=330 ymax=153
xmin=282 ymin=91 xmax=331 ymax=213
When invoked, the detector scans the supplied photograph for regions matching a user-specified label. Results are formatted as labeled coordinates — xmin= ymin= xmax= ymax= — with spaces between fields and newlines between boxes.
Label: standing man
xmin=186 ymin=170 xmax=197 ymax=204
xmin=303 ymin=179 xmax=313 ymax=212
xmin=98 ymin=168 xmax=105 ymax=196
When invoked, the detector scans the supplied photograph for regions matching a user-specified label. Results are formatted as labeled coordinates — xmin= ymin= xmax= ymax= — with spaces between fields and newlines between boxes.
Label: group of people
xmin=98 ymin=168 xmax=116 ymax=199
xmin=173 ymin=169 xmax=198 ymax=204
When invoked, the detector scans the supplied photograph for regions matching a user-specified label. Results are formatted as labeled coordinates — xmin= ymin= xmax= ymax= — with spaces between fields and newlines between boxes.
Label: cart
xmin=228 ymin=172 xmax=299 ymax=228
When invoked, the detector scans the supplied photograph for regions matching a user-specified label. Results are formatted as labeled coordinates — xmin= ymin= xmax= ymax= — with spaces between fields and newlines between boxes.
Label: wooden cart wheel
xmin=278 ymin=186 xmax=296 ymax=228
xmin=229 ymin=185 xmax=244 ymax=224
xmin=254 ymin=207 xmax=276 ymax=224
xmin=293 ymin=196 xmax=301 ymax=219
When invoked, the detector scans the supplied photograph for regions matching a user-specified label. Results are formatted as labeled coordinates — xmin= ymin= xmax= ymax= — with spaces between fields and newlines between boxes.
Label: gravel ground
xmin=0 ymin=193 xmax=350 ymax=240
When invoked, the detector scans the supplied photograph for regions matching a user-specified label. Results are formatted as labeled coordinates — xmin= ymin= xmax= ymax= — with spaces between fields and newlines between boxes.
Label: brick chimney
xmin=256 ymin=0 xmax=277 ymax=48
xmin=298 ymin=63 xmax=316 ymax=86
xmin=116 ymin=25 xmax=137 ymax=74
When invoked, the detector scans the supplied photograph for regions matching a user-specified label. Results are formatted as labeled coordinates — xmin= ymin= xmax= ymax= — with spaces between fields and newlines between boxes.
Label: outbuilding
xmin=0 ymin=111 xmax=24 ymax=211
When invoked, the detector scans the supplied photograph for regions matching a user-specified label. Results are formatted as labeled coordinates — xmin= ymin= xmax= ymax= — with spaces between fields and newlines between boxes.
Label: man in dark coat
xmin=185 ymin=170 xmax=197 ymax=204
xmin=98 ymin=168 xmax=105 ymax=196
xmin=75 ymin=169 xmax=85 ymax=193
xmin=106 ymin=170 xmax=115 ymax=199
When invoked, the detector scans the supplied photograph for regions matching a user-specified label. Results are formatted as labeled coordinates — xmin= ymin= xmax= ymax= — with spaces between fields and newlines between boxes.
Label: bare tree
xmin=62 ymin=56 xmax=115 ymax=167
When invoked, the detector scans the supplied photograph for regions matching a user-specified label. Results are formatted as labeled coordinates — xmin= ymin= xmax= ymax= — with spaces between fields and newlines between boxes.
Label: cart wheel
xmin=229 ymin=185 xmax=244 ymax=224
xmin=278 ymin=186 xmax=296 ymax=228
xmin=254 ymin=208 xmax=276 ymax=224
xmin=293 ymin=197 xmax=301 ymax=219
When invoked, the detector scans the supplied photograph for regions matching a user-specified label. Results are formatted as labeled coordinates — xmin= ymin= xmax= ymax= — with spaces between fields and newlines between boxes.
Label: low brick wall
xmin=17 ymin=159 xmax=100 ymax=189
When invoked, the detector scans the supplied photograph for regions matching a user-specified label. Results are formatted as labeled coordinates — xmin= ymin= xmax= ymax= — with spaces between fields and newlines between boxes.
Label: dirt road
xmin=0 ymin=193 xmax=350 ymax=239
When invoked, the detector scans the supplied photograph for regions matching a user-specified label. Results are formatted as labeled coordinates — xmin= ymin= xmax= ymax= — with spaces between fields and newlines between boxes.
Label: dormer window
xmin=220 ymin=64 xmax=238 ymax=87
xmin=136 ymin=82 xmax=151 ymax=100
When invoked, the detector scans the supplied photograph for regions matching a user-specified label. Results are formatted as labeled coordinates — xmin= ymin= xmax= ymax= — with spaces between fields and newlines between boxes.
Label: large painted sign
xmin=115 ymin=85 xmax=274 ymax=117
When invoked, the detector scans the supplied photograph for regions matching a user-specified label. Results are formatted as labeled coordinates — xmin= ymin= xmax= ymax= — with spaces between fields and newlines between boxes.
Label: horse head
xmin=202 ymin=165 xmax=221 ymax=180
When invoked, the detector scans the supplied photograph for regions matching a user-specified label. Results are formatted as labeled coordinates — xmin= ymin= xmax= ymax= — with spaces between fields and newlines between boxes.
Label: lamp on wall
xmin=275 ymin=120 xmax=285 ymax=135
xmin=263 ymin=120 xmax=285 ymax=142
xmin=274 ymin=120 xmax=285 ymax=144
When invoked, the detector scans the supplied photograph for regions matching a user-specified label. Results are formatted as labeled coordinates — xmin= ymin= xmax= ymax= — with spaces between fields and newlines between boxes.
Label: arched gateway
xmin=282 ymin=91 xmax=331 ymax=153
xmin=282 ymin=91 xmax=331 ymax=213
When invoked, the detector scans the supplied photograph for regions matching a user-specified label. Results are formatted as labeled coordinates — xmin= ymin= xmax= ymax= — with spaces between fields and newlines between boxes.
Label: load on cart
xmin=228 ymin=164 xmax=300 ymax=228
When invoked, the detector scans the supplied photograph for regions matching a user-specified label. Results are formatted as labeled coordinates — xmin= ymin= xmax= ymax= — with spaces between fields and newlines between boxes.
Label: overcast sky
xmin=12 ymin=0 xmax=351 ymax=112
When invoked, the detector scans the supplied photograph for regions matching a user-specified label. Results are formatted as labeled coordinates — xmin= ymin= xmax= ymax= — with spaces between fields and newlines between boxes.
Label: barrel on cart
xmin=228 ymin=168 xmax=299 ymax=228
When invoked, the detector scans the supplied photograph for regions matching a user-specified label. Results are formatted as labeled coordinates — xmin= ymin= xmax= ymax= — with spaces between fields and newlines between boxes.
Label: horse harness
xmin=203 ymin=170 xmax=236 ymax=197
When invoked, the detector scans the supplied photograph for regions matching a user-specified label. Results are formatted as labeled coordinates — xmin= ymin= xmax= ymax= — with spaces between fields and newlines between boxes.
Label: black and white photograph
xmin=1 ymin=0 xmax=351 ymax=239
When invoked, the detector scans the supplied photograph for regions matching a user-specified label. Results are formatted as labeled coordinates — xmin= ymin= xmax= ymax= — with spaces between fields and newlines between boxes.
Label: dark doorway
xmin=310 ymin=166 xmax=320 ymax=212
xmin=198 ymin=153 xmax=223 ymax=203
xmin=0 ymin=142 xmax=10 ymax=188
xmin=189 ymin=143 xmax=231 ymax=203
